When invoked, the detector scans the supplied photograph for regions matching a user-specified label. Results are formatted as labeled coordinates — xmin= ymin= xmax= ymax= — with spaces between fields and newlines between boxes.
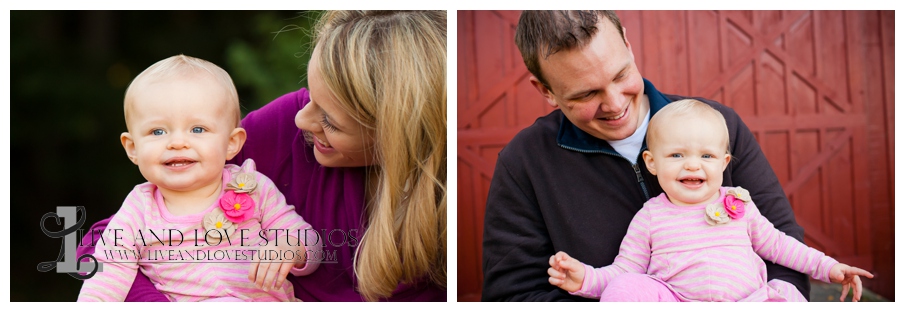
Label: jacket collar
xmin=556 ymin=78 xmax=671 ymax=154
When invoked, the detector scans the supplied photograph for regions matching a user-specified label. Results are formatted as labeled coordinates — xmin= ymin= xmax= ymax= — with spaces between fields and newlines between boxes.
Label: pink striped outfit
xmin=571 ymin=187 xmax=838 ymax=302
xmin=78 ymin=159 xmax=320 ymax=302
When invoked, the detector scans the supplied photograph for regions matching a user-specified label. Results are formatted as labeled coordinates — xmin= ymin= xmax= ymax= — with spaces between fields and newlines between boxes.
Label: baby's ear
xmin=226 ymin=127 xmax=247 ymax=160
xmin=642 ymin=150 xmax=656 ymax=175
xmin=121 ymin=132 xmax=138 ymax=165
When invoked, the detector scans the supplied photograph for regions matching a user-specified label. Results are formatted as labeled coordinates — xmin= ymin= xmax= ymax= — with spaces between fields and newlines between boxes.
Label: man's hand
xmin=547 ymin=251 xmax=587 ymax=293
xmin=248 ymin=237 xmax=306 ymax=291
xmin=828 ymin=263 xmax=874 ymax=302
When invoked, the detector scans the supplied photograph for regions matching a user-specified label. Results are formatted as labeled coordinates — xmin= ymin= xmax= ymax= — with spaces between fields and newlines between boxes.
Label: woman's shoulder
xmin=242 ymin=88 xmax=309 ymax=132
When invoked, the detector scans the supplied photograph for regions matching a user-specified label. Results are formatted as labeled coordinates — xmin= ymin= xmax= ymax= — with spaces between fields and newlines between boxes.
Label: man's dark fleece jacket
xmin=481 ymin=79 xmax=810 ymax=301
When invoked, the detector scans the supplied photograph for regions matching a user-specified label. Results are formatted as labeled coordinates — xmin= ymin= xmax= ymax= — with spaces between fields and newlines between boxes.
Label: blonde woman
xmin=78 ymin=10 xmax=447 ymax=301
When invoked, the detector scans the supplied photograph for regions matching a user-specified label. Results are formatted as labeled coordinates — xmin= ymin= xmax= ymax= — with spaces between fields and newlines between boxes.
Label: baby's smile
xmin=165 ymin=157 xmax=197 ymax=167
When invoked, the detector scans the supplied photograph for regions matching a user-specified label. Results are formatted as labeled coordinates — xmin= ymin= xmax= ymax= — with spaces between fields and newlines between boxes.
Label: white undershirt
xmin=606 ymin=109 xmax=651 ymax=164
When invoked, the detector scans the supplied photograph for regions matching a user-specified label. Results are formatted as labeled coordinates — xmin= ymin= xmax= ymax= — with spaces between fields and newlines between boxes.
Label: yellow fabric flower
xmin=727 ymin=187 xmax=752 ymax=203
xmin=705 ymin=202 xmax=731 ymax=225
xmin=226 ymin=172 xmax=258 ymax=194
xmin=203 ymin=209 xmax=236 ymax=241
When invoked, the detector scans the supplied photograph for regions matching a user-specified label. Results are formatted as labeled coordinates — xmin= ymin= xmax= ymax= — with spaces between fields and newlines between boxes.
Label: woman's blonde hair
xmin=313 ymin=10 xmax=447 ymax=301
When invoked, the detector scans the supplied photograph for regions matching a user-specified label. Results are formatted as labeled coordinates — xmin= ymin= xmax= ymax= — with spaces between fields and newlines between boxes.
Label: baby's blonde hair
xmin=647 ymin=99 xmax=730 ymax=154
xmin=124 ymin=54 xmax=241 ymax=129
xmin=313 ymin=10 xmax=447 ymax=301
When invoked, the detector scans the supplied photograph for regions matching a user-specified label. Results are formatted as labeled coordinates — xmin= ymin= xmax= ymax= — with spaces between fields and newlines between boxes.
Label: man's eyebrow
xmin=563 ymin=62 xmax=632 ymax=100
xmin=613 ymin=64 xmax=629 ymax=79
xmin=564 ymin=88 xmax=594 ymax=100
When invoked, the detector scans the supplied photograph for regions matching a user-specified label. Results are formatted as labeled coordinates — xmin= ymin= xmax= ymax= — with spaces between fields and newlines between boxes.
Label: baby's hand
xmin=829 ymin=263 xmax=874 ymax=302
xmin=547 ymin=251 xmax=586 ymax=293
xmin=248 ymin=236 xmax=306 ymax=291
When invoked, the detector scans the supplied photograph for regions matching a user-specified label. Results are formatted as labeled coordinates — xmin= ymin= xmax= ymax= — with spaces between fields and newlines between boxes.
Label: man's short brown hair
xmin=515 ymin=10 xmax=625 ymax=90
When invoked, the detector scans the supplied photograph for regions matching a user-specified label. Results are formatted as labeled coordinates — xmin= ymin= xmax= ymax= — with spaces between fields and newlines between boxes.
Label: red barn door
xmin=457 ymin=10 xmax=894 ymax=301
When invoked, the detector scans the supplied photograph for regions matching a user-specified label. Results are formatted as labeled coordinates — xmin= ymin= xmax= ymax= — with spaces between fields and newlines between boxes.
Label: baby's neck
xmin=159 ymin=180 xmax=223 ymax=216
xmin=666 ymin=189 xmax=722 ymax=207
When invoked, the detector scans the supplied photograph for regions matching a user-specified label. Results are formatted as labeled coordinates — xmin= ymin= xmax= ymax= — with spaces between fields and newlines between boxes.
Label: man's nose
xmin=599 ymin=89 xmax=625 ymax=113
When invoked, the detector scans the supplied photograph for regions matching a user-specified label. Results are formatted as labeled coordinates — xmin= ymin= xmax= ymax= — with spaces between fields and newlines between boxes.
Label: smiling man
xmin=481 ymin=10 xmax=811 ymax=301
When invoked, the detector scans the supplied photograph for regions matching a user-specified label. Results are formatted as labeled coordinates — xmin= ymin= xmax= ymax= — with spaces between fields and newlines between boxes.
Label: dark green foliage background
xmin=10 ymin=10 xmax=322 ymax=301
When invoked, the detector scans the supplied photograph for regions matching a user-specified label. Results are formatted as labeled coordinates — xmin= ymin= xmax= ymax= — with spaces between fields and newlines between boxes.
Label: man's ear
xmin=226 ymin=127 xmax=247 ymax=161
xmin=529 ymin=76 xmax=559 ymax=108
xmin=623 ymin=27 xmax=635 ymax=61
xmin=121 ymin=132 xmax=138 ymax=164
xmin=642 ymin=150 xmax=656 ymax=176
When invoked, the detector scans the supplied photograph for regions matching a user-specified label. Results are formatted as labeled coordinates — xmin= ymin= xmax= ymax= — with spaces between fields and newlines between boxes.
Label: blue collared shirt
xmin=556 ymin=78 xmax=671 ymax=155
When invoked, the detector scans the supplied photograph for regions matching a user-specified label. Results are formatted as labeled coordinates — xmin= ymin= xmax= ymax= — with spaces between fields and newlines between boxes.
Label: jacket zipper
xmin=558 ymin=144 xmax=651 ymax=199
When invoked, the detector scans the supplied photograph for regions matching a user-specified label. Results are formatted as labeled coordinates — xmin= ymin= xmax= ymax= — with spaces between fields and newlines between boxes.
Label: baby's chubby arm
xmin=829 ymin=263 xmax=874 ymax=302
xmin=747 ymin=202 xmax=873 ymax=301
xmin=248 ymin=234 xmax=309 ymax=292
xmin=245 ymin=163 xmax=320 ymax=291
xmin=77 ymin=189 xmax=146 ymax=301
xmin=548 ymin=207 xmax=652 ymax=299
xmin=547 ymin=251 xmax=587 ymax=293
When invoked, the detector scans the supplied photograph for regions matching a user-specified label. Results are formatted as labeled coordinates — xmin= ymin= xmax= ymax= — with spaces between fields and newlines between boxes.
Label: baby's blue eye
xmin=192 ymin=127 xmax=205 ymax=134
xmin=152 ymin=129 xmax=166 ymax=136
xmin=702 ymin=154 xmax=713 ymax=159
xmin=669 ymin=153 xmax=682 ymax=158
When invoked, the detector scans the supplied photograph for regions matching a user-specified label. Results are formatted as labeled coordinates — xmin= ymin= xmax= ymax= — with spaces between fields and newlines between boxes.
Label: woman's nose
xmin=296 ymin=101 xmax=324 ymax=133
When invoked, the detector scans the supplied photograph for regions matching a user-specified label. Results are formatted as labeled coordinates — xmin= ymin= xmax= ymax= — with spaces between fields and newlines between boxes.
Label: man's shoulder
xmin=499 ymin=110 xmax=563 ymax=156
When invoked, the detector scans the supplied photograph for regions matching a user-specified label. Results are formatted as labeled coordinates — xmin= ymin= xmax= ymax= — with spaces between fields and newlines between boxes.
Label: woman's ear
xmin=226 ymin=127 xmax=247 ymax=160
xmin=642 ymin=150 xmax=656 ymax=175
xmin=121 ymin=132 xmax=138 ymax=164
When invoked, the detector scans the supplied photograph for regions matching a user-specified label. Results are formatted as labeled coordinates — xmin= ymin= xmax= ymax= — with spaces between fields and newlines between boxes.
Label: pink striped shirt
xmin=572 ymin=187 xmax=838 ymax=301
xmin=78 ymin=159 xmax=320 ymax=302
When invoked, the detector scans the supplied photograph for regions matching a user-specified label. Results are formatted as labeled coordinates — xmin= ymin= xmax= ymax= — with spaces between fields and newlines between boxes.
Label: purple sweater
xmin=77 ymin=88 xmax=446 ymax=302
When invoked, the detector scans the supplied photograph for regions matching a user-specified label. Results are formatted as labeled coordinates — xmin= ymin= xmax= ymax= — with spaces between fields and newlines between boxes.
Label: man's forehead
xmin=542 ymin=50 xmax=629 ymax=97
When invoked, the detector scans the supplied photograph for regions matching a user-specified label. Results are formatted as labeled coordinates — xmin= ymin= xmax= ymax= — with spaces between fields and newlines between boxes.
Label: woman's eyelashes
xmin=320 ymin=114 xmax=338 ymax=133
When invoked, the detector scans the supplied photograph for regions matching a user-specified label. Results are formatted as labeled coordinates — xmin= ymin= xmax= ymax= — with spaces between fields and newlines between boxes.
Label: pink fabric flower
xmin=723 ymin=195 xmax=746 ymax=219
xmin=219 ymin=190 xmax=255 ymax=223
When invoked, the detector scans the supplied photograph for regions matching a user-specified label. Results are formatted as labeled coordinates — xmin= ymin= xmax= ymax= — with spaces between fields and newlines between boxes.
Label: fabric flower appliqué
xmin=726 ymin=187 xmax=752 ymax=203
xmin=705 ymin=187 xmax=753 ymax=225
xmin=724 ymin=195 xmax=747 ymax=220
xmin=219 ymin=190 xmax=255 ymax=223
xmin=203 ymin=209 xmax=236 ymax=241
xmin=226 ymin=173 xmax=258 ymax=194
xmin=705 ymin=202 xmax=731 ymax=225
